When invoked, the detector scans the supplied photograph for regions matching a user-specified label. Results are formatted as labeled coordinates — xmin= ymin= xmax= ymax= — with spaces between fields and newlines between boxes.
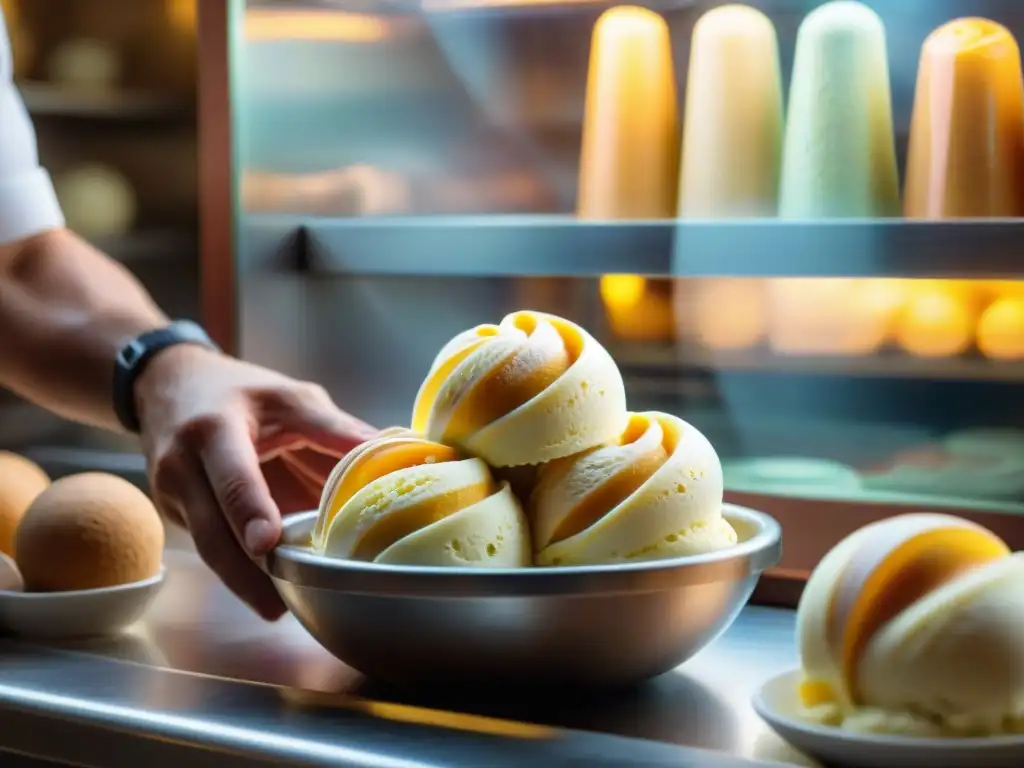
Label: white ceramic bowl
xmin=754 ymin=669 xmax=1024 ymax=768
xmin=0 ymin=564 xmax=166 ymax=639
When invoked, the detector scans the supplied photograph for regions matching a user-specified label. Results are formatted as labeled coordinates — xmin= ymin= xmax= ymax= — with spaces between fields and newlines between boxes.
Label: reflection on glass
xmin=767 ymin=278 xmax=902 ymax=357
xmin=245 ymin=10 xmax=394 ymax=43
xmin=682 ymin=279 xmax=766 ymax=352
xmin=242 ymin=166 xmax=410 ymax=216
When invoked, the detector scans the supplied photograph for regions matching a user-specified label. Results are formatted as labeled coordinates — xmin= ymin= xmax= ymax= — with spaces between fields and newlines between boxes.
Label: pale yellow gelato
xmin=796 ymin=513 xmax=1024 ymax=736
xmin=529 ymin=412 xmax=736 ymax=566
xmin=313 ymin=429 xmax=530 ymax=567
xmin=412 ymin=310 xmax=628 ymax=468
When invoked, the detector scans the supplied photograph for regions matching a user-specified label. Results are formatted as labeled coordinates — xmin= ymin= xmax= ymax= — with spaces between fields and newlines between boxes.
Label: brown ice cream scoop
xmin=15 ymin=472 xmax=164 ymax=592
xmin=0 ymin=452 xmax=50 ymax=558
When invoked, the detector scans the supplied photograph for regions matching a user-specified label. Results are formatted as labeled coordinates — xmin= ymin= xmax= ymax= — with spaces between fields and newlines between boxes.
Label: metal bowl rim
xmin=265 ymin=503 xmax=782 ymax=597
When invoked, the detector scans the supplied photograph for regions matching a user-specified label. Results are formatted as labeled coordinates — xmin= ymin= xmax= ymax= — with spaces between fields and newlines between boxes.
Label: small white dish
xmin=753 ymin=669 xmax=1024 ymax=768
xmin=0 ymin=552 xmax=24 ymax=592
xmin=0 ymin=566 xmax=165 ymax=639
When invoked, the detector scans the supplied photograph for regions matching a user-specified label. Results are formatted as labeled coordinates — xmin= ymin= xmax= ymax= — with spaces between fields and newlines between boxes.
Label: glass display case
xmin=199 ymin=0 xmax=1024 ymax=598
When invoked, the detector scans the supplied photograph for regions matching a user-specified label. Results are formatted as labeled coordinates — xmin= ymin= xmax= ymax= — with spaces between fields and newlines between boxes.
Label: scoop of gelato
xmin=313 ymin=429 xmax=530 ymax=567
xmin=529 ymin=412 xmax=736 ymax=566
xmin=797 ymin=513 xmax=1024 ymax=735
xmin=412 ymin=311 xmax=628 ymax=468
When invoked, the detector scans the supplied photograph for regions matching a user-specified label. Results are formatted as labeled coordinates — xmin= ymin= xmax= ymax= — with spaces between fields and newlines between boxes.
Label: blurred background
xmin=3 ymin=0 xmax=1024 ymax=517
xmin=0 ymin=0 xmax=197 ymax=473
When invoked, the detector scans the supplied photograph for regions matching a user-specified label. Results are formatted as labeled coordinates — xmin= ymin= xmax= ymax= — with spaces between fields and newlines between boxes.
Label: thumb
xmin=199 ymin=416 xmax=282 ymax=557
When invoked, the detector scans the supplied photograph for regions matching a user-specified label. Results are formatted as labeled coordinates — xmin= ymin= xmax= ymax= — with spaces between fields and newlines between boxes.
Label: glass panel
xmin=234 ymin=0 xmax=1024 ymax=515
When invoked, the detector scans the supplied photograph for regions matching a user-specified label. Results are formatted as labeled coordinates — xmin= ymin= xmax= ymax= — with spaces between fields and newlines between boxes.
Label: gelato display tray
xmin=0 ymin=546 xmax=809 ymax=767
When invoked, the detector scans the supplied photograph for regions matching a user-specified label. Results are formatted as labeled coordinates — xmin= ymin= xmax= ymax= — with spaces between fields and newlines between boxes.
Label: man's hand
xmin=135 ymin=344 xmax=377 ymax=619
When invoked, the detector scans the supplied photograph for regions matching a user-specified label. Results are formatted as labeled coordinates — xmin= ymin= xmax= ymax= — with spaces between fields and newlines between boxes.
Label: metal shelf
xmin=301 ymin=216 xmax=1024 ymax=279
xmin=612 ymin=342 xmax=1024 ymax=383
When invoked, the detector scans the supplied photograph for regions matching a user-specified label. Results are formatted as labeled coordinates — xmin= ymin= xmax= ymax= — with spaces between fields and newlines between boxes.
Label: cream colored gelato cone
xmin=678 ymin=4 xmax=783 ymax=218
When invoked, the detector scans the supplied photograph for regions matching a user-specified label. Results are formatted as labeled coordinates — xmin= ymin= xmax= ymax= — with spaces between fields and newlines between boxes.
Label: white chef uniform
xmin=0 ymin=7 xmax=65 ymax=245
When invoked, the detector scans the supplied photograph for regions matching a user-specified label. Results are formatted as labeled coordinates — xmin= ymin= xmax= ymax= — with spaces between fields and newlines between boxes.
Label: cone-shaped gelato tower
xmin=904 ymin=18 xmax=1024 ymax=219
xmin=678 ymin=4 xmax=783 ymax=218
xmin=578 ymin=5 xmax=679 ymax=220
xmin=578 ymin=6 xmax=679 ymax=342
xmin=779 ymin=1 xmax=900 ymax=218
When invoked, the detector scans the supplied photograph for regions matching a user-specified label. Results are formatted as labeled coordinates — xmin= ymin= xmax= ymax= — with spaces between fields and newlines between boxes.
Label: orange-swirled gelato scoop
xmin=412 ymin=311 xmax=628 ymax=468
xmin=529 ymin=412 xmax=737 ymax=566
xmin=797 ymin=513 xmax=1024 ymax=735
xmin=313 ymin=429 xmax=530 ymax=567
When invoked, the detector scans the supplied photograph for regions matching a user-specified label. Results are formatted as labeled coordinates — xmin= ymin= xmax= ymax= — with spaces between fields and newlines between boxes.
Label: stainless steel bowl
xmin=266 ymin=504 xmax=781 ymax=688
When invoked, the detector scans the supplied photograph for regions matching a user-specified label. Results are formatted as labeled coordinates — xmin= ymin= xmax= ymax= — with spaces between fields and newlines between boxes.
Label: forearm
xmin=0 ymin=228 xmax=168 ymax=430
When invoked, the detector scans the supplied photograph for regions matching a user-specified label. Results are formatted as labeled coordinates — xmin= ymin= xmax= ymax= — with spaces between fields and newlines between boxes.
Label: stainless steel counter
xmin=0 ymin=546 xmax=819 ymax=767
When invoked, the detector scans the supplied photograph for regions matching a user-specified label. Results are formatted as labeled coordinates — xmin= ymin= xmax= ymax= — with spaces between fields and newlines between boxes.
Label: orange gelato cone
xmin=578 ymin=6 xmax=679 ymax=341
xmin=578 ymin=6 xmax=679 ymax=220
xmin=904 ymin=18 xmax=1024 ymax=218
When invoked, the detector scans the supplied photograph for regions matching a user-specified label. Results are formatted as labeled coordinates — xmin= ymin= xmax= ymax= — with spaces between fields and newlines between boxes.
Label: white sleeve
xmin=0 ymin=8 xmax=64 ymax=245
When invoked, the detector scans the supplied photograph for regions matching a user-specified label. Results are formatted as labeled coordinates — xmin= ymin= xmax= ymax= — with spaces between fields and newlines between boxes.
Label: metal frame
xmin=197 ymin=0 xmax=238 ymax=355
xmin=303 ymin=217 xmax=1024 ymax=279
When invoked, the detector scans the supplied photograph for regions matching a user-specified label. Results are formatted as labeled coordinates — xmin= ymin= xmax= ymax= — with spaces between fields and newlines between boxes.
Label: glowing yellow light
xmin=245 ymin=10 xmax=391 ymax=43
xmin=977 ymin=297 xmax=1024 ymax=360
xmin=423 ymin=0 xmax=593 ymax=9
xmin=166 ymin=0 xmax=196 ymax=32
xmin=895 ymin=281 xmax=976 ymax=358
xmin=600 ymin=274 xmax=646 ymax=312
xmin=1 ymin=0 xmax=19 ymax=27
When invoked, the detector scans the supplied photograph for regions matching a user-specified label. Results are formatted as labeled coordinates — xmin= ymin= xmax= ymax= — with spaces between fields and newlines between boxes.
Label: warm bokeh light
xmin=985 ymin=280 xmax=1024 ymax=300
xmin=600 ymin=274 xmax=646 ymax=312
xmin=689 ymin=279 xmax=766 ymax=351
xmin=423 ymin=0 xmax=594 ymax=9
xmin=166 ymin=0 xmax=196 ymax=33
xmin=0 ymin=0 xmax=18 ymax=26
xmin=977 ymin=297 xmax=1024 ymax=360
xmin=767 ymin=278 xmax=895 ymax=356
xmin=600 ymin=275 xmax=674 ymax=341
xmin=245 ymin=10 xmax=393 ymax=43
xmin=895 ymin=281 xmax=976 ymax=358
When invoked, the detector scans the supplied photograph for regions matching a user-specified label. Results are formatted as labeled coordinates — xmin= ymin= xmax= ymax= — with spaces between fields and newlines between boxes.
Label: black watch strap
xmin=113 ymin=320 xmax=220 ymax=433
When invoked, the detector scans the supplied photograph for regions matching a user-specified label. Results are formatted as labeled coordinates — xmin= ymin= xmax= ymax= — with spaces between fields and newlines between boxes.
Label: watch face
xmin=120 ymin=340 xmax=146 ymax=366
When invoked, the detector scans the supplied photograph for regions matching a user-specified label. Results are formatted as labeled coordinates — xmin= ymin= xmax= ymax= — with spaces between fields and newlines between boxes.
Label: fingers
xmin=156 ymin=453 xmax=284 ymax=620
xmin=197 ymin=416 xmax=282 ymax=558
xmin=255 ymin=383 xmax=378 ymax=457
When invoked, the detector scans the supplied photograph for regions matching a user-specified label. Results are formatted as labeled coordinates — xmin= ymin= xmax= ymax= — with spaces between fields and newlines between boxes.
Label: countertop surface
xmin=0 ymin=544 xmax=818 ymax=767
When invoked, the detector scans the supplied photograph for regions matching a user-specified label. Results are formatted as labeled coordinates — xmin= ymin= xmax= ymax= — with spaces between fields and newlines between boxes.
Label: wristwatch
xmin=112 ymin=320 xmax=220 ymax=433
